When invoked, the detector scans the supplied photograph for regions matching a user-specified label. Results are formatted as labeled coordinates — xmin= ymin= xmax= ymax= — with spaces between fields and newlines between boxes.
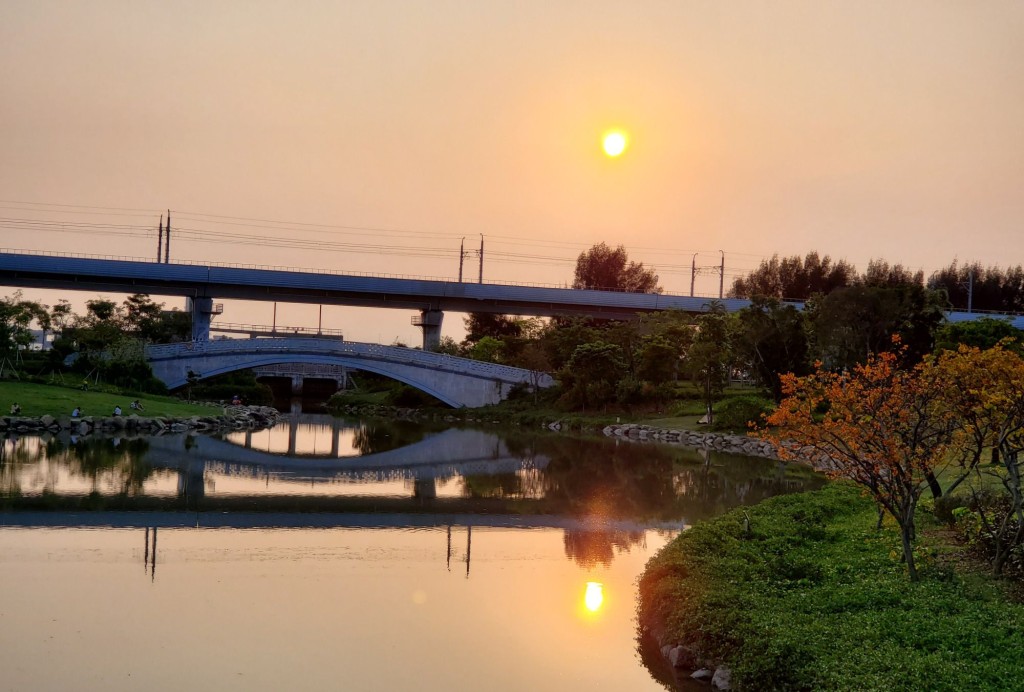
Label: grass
xmin=639 ymin=484 xmax=1024 ymax=691
xmin=0 ymin=380 xmax=221 ymax=419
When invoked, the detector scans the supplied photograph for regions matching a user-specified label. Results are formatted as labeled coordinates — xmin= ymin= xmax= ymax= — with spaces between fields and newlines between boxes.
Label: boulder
xmin=668 ymin=645 xmax=699 ymax=670
xmin=712 ymin=666 xmax=731 ymax=690
xmin=691 ymin=669 xmax=714 ymax=681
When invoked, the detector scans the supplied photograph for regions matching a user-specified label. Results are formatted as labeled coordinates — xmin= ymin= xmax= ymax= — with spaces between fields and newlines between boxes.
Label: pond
xmin=0 ymin=414 xmax=824 ymax=691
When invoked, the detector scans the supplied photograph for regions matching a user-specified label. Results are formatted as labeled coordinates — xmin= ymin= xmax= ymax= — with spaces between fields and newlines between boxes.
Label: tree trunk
xmin=924 ymin=470 xmax=943 ymax=499
xmin=900 ymin=515 xmax=919 ymax=582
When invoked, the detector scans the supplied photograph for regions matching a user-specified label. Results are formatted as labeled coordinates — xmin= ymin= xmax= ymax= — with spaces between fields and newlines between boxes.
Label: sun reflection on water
xmin=584 ymin=581 xmax=604 ymax=612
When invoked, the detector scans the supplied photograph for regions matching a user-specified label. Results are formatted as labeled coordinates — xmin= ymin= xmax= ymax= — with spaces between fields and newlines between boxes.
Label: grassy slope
xmin=639 ymin=484 xmax=1024 ymax=691
xmin=0 ymin=380 xmax=220 ymax=418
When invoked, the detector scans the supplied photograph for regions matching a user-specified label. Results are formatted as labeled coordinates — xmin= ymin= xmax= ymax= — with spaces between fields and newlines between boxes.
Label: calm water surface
xmin=0 ymin=414 xmax=824 ymax=691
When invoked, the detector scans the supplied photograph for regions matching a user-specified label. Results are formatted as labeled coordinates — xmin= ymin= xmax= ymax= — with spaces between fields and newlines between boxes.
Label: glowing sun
xmin=602 ymin=130 xmax=628 ymax=157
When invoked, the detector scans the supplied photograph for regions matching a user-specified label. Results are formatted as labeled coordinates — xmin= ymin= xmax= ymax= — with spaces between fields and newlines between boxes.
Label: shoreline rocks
xmin=0 ymin=405 xmax=283 ymax=438
xmin=602 ymin=423 xmax=781 ymax=460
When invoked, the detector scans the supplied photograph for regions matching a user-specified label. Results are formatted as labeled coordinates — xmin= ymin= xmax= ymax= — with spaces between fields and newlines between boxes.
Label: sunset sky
xmin=1 ymin=2 xmax=1022 ymax=343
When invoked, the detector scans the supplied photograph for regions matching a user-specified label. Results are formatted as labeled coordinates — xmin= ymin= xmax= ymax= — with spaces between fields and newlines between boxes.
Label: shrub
xmin=713 ymin=395 xmax=775 ymax=431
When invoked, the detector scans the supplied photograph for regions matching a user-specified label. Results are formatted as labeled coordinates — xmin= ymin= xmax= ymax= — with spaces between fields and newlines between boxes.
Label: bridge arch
xmin=146 ymin=338 xmax=553 ymax=409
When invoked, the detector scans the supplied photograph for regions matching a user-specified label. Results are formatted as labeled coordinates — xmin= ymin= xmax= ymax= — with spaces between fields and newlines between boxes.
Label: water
xmin=0 ymin=414 xmax=824 ymax=691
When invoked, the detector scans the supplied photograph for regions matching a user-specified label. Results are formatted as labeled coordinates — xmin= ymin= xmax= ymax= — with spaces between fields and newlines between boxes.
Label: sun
xmin=602 ymin=130 xmax=628 ymax=157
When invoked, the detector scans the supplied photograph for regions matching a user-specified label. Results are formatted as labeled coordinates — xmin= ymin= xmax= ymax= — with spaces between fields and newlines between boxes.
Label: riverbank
xmin=1 ymin=405 xmax=282 ymax=437
xmin=0 ymin=380 xmax=216 ymax=419
xmin=638 ymin=484 xmax=1024 ymax=690
xmin=1 ymin=380 xmax=282 ymax=435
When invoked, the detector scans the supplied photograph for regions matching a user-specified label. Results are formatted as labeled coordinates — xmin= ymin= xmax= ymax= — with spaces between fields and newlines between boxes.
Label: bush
xmin=713 ymin=395 xmax=775 ymax=431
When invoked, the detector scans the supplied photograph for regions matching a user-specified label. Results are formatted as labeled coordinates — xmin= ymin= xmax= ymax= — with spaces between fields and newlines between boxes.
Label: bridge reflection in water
xmin=147 ymin=423 xmax=547 ymax=503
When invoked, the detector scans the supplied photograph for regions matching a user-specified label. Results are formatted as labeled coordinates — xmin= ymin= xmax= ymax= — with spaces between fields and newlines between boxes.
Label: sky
xmin=1 ymin=1 xmax=1022 ymax=344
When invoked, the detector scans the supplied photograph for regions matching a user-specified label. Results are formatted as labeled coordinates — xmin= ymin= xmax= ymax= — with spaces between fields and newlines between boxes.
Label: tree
xmin=861 ymin=259 xmax=924 ymax=289
xmin=728 ymin=251 xmax=856 ymax=300
xmin=807 ymin=284 xmax=947 ymax=370
xmin=933 ymin=317 xmax=1024 ymax=355
xmin=685 ymin=303 xmax=732 ymax=424
xmin=463 ymin=313 xmax=525 ymax=343
xmin=572 ymin=243 xmax=661 ymax=293
xmin=562 ymin=341 xmax=627 ymax=409
xmin=763 ymin=349 xmax=953 ymax=581
xmin=927 ymin=344 xmax=1024 ymax=575
xmin=732 ymin=297 xmax=809 ymax=401
xmin=0 ymin=292 xmax=49 ymax=358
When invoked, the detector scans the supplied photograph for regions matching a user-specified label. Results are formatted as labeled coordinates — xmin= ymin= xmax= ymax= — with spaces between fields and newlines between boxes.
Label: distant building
xmin=25 ymin=329 xmax=54 ymax=351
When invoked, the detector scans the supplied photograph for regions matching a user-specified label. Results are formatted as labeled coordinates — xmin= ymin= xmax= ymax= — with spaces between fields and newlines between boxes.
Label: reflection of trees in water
xmin=495 ymin=431 xmax=825 ymax=523
xmin=351 ymin=419 xmax=430 ymax=455
xmin=2 ymin=435 xmax=154 ymax=497
xmin=563 ymin=529 xmax=646 ymax=568
xmin=462 ymin=472 xmax=522 ymax=498
xmin=65 ymin=437 xmax=153 ymax=494
xmin=1 ymin=436 xmax=46 ymax=496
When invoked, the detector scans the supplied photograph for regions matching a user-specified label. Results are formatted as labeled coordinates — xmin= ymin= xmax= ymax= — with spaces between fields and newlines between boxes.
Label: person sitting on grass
xmin=113 ymin=405 xmax=122 ymax=416
xmin=71 ymin=406 xmax=81 ymax=418
xmin=9 ymin=402 xmax=21 ymax=415
xmin=130 ymin=399 xmax=144 ymax=412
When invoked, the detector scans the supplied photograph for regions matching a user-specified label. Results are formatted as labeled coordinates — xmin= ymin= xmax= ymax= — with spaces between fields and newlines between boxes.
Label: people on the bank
xmin=231 ymin=395 xmax=242 ymax=405
xmin=130 ymin=399 xmax=144 ymax=411
xmin=71 ymin=407 xmax=81 ymax=418
xmin=9 ymin=403 xmax=20 ymax=415
xmin=113 ymin=405 xmax=122 ymax=416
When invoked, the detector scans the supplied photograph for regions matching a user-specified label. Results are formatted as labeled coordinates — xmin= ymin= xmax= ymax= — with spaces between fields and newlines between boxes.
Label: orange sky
xmin=2 ymin=2 xmax=1022 ymax=343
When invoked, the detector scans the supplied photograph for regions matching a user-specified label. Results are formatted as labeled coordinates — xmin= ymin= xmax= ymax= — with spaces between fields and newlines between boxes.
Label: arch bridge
xmin=145 ymin=338 xmax=553 ymax=408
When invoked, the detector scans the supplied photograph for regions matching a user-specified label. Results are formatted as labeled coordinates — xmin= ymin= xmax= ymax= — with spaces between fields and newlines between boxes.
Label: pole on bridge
xmin=719 ymin=250 xmax=725 ymax=299
xmin=478 ymin=234 xmax=484 ymax=284
xmin=164 ymin=209 xmax=171 ymax=263
xmin=458 ymin=237 xmax=465 ymax=282
xmin=690 ymin=253 xmax=697 ymax=297
xmin=157 ymin=214 xmax=163 ymax=263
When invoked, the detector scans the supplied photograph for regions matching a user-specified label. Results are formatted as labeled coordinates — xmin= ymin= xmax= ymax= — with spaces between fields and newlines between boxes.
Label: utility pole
xmin=478 ymin=234 xmax=484 ymax=284
xmin=967 ymin=269 xmax=974 ymax=313
xmin=164 ymin=209 xmax=171 ymax=263
xmin=690 ymin=253 xmax=697 ymax=297
xmin=458 ymin=237 xmax=465 ymax=282
xmin=719 ymin=250 xmax=725 ymax=299
xmin=157 ymin=214 xmax=163 ymax=262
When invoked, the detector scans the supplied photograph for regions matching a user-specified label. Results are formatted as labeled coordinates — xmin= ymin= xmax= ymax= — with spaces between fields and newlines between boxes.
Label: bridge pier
xmin=187 ymin=297 xmax=219 ymax=341
xmin=412 ymin=309 xmax=444 ymax=351
xmin=177 ymin=460 xmax=206 ymax=502
xmin=291 ymin=375 xmax=303 ymax=396
xmin=413 ymin=478 xmax=437 ymax=500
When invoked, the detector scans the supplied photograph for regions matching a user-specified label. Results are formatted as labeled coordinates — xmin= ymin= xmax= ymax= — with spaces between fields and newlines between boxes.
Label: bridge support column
xmin=188 ymin=297 xmax=215 ymax=341
xmin=288 ymin=420 xmax=298 ymax=456
xmin=177 ymin=460 xmax=206 ymax=502
xmin=412 ymin=309 xmax=444 ymax=351
xmin=414 ymin=478 xmax=437 ymax=500
xmin=291 ymin=375 xmax=303 ymax=396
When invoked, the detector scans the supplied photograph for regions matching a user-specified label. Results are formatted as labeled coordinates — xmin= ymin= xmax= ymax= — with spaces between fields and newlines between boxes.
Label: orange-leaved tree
xmin=926 ymin=342 xmax=1024 ymax=574
xmin=761 ymin=349 xmax=952 ymax=581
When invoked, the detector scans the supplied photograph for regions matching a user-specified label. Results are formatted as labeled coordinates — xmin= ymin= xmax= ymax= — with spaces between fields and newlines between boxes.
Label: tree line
xmin=0 ymin=292 xmax=189 ymax=391
xmin=728 ymin=251 xmax=1024 ymax=314
xmin=442 ymin=245 xmax=1023 ymax=428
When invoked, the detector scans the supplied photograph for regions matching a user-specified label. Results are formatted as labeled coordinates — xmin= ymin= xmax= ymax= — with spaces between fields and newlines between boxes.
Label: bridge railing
xmin=145 ymin=338 xmax=555 ymax=385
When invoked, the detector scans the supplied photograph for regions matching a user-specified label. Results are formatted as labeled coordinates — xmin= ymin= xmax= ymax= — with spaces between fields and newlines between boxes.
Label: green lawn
xmin=0 ymin=380 xmax=221 ymax=419
xmin=639 ymin=484 xmax=1024 ymax=691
